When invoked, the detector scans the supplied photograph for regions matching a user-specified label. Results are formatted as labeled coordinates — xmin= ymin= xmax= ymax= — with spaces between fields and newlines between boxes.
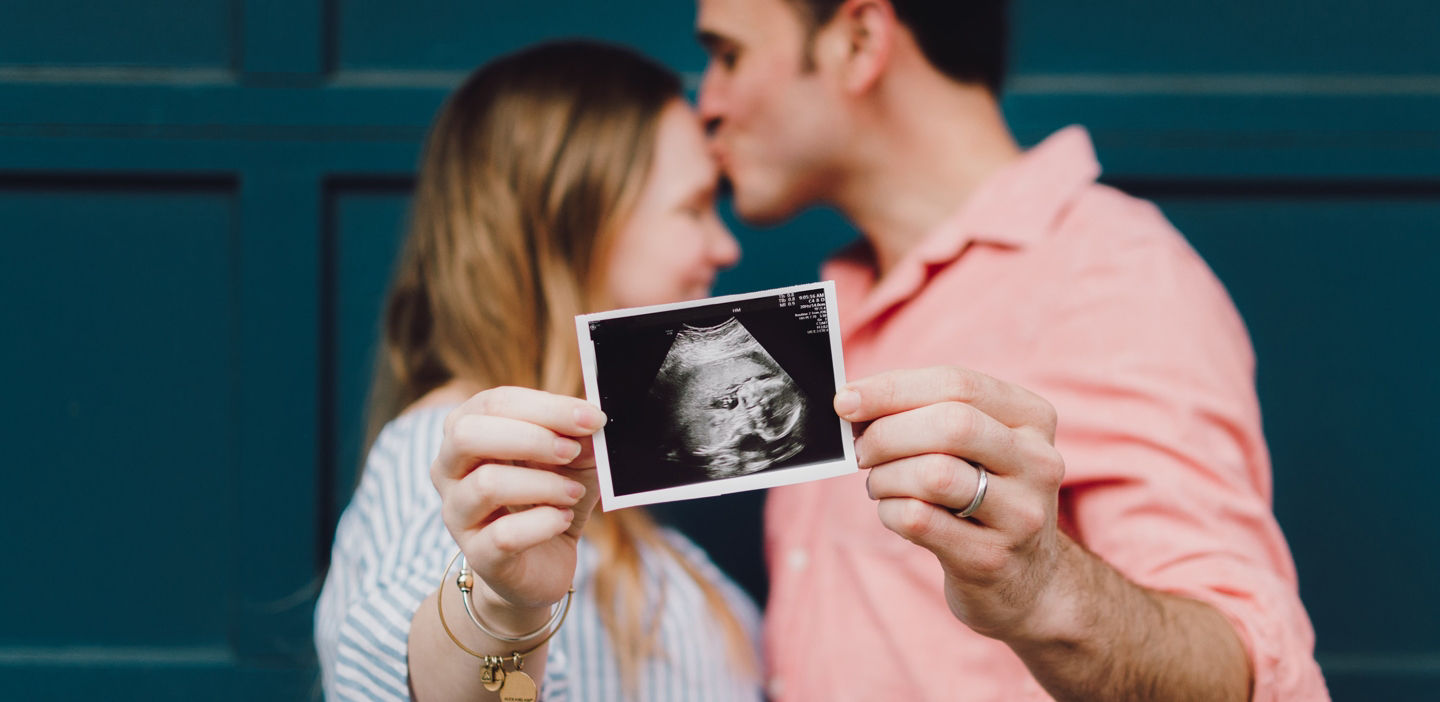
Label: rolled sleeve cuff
xmin=1141 ymin=555 xmax=1330 ymax=702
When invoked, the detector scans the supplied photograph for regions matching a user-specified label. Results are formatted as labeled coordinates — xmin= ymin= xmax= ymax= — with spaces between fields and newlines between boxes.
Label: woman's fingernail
xmin=565 ymin=481 xmax=585 ymax=500
xmin=555 ymin=438 xmax=582 ymax=461
xmin=574 ymin=406 xmax=605 ymax=430
xmin=835 ymin=388 xmax=861 ymax=416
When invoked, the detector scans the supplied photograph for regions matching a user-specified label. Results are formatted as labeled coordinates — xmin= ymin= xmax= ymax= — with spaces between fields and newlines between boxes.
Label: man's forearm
xmin=835 ymin=368 xmax=1255 ymax=700
xmin=1003 ymin=535 xmax=1252 ymax=702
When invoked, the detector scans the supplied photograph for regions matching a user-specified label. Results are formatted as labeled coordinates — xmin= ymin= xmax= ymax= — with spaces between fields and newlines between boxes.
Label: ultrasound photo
xmin=577 ymin=282 xmax=856 ymax=510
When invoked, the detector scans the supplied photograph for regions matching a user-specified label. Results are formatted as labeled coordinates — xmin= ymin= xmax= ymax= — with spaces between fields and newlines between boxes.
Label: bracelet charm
xmin=436 ymin=549 xmax=572 ymax=700
xmin=480 ymin=655 xmax=506 ymax=692
xmin=499 ymin=653 xmax=537 ymax=702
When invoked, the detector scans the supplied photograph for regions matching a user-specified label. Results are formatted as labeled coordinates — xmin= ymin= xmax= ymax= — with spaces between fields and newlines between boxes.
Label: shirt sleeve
xmin=313 ymin=409 xmax=573 ymax=701
xmin=1030 ymin=206 xmax=1329 ymax=701
xmin=314 ymin=415 xmax=438 ymax=701
xmin=313 ymin=406 xmax=760 ymax=701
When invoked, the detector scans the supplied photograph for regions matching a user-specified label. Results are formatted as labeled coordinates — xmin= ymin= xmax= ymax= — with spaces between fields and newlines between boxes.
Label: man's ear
xmin=823 ymin=0 xmax=895 ymax=95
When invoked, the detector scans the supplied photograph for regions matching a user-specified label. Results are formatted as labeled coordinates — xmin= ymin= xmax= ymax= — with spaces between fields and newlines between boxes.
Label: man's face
xmin=696 ymin=0 xmax=843 ymax=224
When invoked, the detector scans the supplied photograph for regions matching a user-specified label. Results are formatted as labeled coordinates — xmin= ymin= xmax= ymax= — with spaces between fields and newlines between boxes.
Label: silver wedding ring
xmin=954 ymin=465 xmax=988 ymax=519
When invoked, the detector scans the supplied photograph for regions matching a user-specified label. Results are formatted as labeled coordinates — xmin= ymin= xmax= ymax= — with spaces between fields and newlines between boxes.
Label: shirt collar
xmin=914 ymin=124 xmax=1102 ymax=264
xmin=826 ymin=126 xmax=1103 ymax=336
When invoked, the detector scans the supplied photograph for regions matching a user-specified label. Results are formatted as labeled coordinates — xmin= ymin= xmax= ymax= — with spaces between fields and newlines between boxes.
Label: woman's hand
xmin=430 ymin=386 xmax=607 ymax=623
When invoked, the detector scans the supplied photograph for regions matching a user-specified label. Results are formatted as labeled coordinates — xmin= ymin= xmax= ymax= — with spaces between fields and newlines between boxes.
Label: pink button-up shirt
xmin=763 ymin=127 xmax=1328 ymax=701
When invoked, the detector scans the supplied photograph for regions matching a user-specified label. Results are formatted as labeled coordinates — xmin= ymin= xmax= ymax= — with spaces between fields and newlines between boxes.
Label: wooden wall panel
xmin=0 ymin=177 xmax=237 ymax=647
xmin=0 ymin=1 xmax=1436 ymax=699
xmin=321 ymin=180 xmax=412 ymax=526
xmin=1012 ymin=0 xmax=1440 ymax=75
xmin=331 ymin=0 xmax=706 ymax=75
xmin=0 ymin=1 xmax=235 ymax=69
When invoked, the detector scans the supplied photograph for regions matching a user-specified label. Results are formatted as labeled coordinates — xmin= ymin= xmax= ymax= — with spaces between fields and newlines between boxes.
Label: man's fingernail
xmin=835 ymin=388 xmax=860 ymax=416
xmin=574 ymin=406 xmax=605 ymax=430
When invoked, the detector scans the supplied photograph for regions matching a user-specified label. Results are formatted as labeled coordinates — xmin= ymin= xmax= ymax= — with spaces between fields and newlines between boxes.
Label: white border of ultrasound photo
xmin=575 ymin=281 xmax=857 ymax=511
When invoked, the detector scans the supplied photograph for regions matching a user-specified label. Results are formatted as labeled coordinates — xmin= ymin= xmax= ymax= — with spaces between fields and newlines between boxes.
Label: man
xmin=695 ymin=1 xmax=1328 ymax=700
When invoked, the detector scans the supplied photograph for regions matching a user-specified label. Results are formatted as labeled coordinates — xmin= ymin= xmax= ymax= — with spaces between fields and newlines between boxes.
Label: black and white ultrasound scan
xmin=577 ymin=282 xmax=857 ymax=510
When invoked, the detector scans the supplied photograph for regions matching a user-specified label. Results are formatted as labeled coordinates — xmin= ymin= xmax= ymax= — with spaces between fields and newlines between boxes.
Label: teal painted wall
xmin=1 ymin=1 xmax=1436 ymax=699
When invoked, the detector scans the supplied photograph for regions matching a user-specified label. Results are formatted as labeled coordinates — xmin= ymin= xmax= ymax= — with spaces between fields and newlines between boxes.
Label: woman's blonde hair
xmin=369 ymin=41 xmax=752 ymax=688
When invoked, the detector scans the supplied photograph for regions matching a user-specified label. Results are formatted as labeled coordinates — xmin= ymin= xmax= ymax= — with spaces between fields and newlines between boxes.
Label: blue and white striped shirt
xmin=315 ymin=405 xmax=763 ymax=701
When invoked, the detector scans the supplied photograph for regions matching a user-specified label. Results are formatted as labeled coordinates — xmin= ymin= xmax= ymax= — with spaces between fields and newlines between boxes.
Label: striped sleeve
xmin=315 ymin=407 xmax=759 ymax=701
xmin=315 ymin=408 xmax=579 ymax=701
xmin=316 ymin=408 xmax=449 ymax=701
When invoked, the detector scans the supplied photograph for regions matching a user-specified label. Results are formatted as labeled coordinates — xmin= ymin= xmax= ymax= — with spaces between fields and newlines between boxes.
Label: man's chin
xmin=731 ymin=188 xmax=803 ymax=227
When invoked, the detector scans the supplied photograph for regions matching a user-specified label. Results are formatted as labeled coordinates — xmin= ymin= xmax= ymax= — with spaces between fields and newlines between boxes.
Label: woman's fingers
xmin=425 ymin=388 xmax=604 ymax=612
xmin=434 ymin=387 xmax=607 ymax=484
xmin=435 ymin=414 xmax=587 ymax=482
xmin=458 ymin=505 xmax=577 ymax=559
xmin=442 ymin=463 xmax=586 ymax=528
xmin=445 ymin=386 xmax=606 ymax=439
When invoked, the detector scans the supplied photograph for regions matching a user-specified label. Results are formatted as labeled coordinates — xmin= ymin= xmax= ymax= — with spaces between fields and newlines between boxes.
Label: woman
xmin=315 ymin=41 xmax=757 ymax=701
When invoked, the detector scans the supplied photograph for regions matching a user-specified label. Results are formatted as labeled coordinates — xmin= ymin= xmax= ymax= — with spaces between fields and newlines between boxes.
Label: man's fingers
xmin=867 ymin=453 xmax=992 ymax=520
xmin=867 ymin=454 xmax=1055 ymax=537
xmin=874 ymin=496 xmax=976 ymax=552
xmin=874 ymin=497 xmax=1013 ymax=582
xmin=442 ymin=464 xmax=586 ymax=528
xmin=836 ymin=366 xmax=1056 ymax=439
xmin=445 ymin=386 xmax=607 ymax=439
xmin=854 ymin=401 xmax=1017 ymax=474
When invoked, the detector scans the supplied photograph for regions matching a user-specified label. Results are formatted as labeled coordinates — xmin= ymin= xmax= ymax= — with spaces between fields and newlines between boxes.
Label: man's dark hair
xmin=786 ymin=0 xmax=1010 ymax=95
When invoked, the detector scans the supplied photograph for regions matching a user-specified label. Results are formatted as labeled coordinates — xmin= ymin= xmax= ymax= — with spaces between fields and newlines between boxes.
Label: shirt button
xmin=768 ymin=677 xmax=786 ymax=699
xmin=786 ymin=548 xmax=808 ymax=571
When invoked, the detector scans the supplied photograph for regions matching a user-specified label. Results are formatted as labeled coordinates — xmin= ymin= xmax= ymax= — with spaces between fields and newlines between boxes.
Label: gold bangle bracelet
xmin=459 ymin=556 xmax=572 ymax=643
xmin=435 ymin=548 xmax=574 ymax=660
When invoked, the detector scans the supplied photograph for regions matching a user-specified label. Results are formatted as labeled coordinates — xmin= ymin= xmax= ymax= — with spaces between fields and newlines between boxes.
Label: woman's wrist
xmin=469 ymin=580 xmax=556 ymax=638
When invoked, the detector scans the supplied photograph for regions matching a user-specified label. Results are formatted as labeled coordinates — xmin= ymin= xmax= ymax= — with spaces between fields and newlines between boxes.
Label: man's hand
xmin=836 ymin=366 xmax=1252 ymax=702
xmin=836 ymin=365 xmax=1067 ymax=640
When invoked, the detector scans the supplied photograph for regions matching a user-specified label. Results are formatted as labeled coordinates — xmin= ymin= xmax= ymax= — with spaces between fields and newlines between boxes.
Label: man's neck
xmin=833 ymin=82 xmax=1022 ymax=280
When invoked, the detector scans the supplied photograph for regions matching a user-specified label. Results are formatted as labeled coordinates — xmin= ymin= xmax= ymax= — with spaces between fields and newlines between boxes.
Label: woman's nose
xmin=709 ymin=222 xmax=741 ymax=268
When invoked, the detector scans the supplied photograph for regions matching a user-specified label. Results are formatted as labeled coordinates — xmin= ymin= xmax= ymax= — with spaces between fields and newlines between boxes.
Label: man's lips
xmin=708 ymin=142 xmax=731 ymax=172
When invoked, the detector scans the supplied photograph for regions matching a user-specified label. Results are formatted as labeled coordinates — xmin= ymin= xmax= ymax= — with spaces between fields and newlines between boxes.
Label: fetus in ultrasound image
xmin=649 ymin=317 xmax=808 ymax=479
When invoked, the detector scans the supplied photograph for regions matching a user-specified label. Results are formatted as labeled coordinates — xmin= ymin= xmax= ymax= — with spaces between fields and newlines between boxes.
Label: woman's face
xmin=605 ymin=100 xmax=741 ymax=309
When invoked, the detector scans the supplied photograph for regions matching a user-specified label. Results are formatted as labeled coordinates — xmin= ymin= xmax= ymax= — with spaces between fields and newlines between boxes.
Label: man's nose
xmin=697 ymin=68 xmax=724 ymax=136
